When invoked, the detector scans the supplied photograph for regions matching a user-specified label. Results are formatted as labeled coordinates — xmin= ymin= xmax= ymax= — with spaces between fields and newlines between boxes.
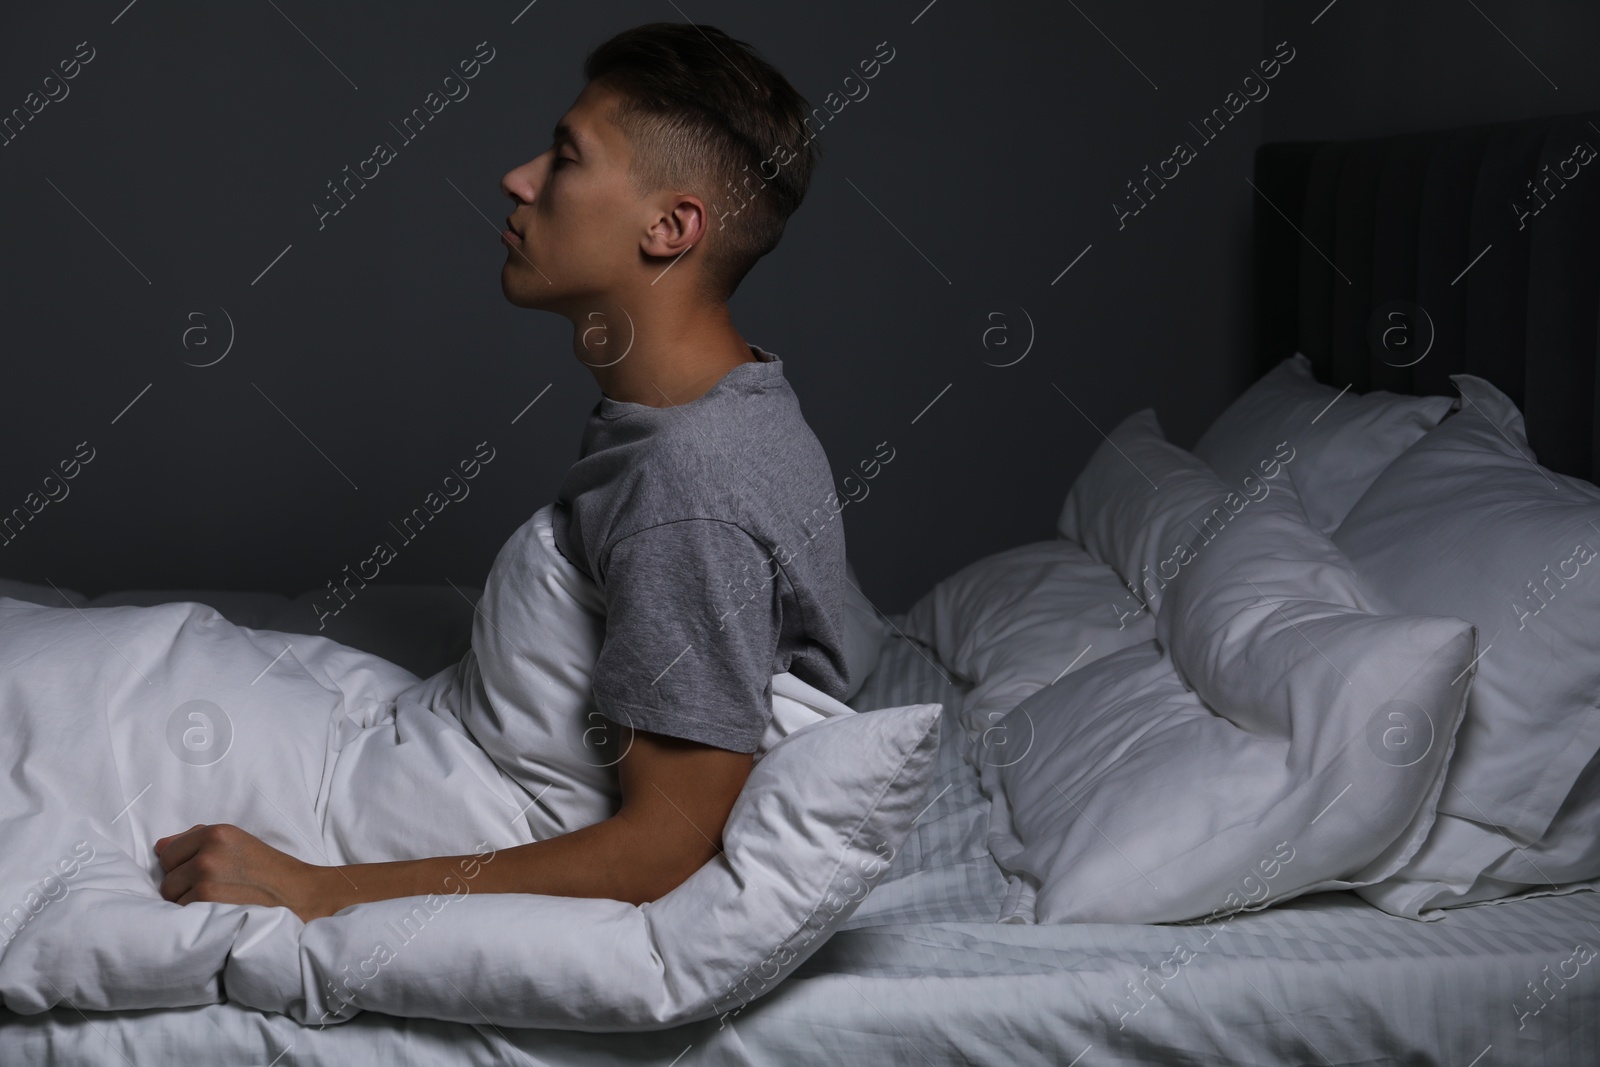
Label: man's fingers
xmin=159 ymin=859 xmax=198 ymax=904
xmin=154 ymin=823 xmax=207 ymax=849
xmin=154 ymin=823 xmax=210 ymax=871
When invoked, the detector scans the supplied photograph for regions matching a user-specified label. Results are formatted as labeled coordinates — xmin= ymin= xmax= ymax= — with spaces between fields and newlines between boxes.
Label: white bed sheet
xmin=2 ymin=622 xmax=1597 ymax=1066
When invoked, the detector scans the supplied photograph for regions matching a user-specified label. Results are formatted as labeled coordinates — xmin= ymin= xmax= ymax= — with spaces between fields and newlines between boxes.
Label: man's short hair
xmin=584 ymin=22 xmax=820 ymax=301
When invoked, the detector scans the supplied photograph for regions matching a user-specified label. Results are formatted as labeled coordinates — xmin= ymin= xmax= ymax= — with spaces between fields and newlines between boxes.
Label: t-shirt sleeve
xmin=591 ymin=519 xmax=782 ymax=753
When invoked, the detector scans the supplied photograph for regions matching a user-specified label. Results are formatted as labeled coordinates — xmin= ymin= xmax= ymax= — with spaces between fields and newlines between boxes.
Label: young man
xmin=154 ymin=23 xmax=850 ymax=920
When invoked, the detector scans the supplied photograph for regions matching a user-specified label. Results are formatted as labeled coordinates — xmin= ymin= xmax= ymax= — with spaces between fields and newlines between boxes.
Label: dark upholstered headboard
xmin=1252 ymin=110 xmax=1600 ymax=483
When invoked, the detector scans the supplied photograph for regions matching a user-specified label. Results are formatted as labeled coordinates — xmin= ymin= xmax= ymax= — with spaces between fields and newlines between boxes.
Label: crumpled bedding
xmin=0 ymin=588 xmax=929 ymax=1030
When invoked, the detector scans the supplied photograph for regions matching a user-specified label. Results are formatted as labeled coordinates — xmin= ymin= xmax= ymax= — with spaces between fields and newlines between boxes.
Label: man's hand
xmin=155 ymin=823 xmax=340 ymax=924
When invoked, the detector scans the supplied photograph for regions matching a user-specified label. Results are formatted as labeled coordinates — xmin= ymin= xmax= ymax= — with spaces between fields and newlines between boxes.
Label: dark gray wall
xmin=1263 ymin=0 xmax=1600 ymax=142
xmin=3 ymin=0 xmax=1294 ymax=614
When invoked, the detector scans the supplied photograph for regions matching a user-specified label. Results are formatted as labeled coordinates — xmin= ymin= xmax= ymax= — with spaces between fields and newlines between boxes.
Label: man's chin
xmin=500 ymin=272 xmax=548 ymax=310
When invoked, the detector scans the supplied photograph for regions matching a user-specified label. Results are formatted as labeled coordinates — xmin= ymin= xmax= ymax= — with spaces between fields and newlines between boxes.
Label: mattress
xmin=2 ymin=621 xmax=1596 ymax=1066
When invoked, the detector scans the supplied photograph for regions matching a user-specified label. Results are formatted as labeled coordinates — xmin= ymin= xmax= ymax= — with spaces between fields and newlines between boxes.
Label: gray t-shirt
xmin=550 ymin=344 xmax=850 ymax=753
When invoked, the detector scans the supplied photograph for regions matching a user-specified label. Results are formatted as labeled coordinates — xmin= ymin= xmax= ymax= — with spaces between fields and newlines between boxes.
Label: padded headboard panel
xmin=1253 ymin=110 xmax=1600 ymax=482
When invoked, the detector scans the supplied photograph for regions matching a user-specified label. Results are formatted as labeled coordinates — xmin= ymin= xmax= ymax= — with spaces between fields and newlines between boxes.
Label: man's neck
xmin=574 ymin=299 xmax=756 ymax=409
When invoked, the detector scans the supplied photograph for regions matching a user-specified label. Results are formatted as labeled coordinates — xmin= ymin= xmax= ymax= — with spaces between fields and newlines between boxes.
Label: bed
xmin=6 ymin=626 xmax=1598 ymax=1066
xmin=3 ymin=109 xmax=1598 ymax=1065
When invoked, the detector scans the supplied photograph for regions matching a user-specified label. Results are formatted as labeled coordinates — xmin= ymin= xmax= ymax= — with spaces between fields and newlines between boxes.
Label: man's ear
xmin=642 ymin=193 xmax=709 ymax=260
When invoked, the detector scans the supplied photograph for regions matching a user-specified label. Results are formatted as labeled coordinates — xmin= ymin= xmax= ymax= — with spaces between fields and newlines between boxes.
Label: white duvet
xmin=0 ymin=595 xmax=437 ymax=1014
xmin=0 ymin=504 xmax=942 ymax=1030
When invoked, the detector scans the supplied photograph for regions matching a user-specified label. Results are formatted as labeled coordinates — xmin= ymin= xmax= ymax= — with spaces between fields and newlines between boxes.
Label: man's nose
xmin=501 ymin=157 xmax=546 ymax=203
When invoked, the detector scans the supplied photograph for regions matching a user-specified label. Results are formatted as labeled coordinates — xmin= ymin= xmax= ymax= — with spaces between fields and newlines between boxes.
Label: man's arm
xmin=155 ymin=726 xmax=753 ymax=921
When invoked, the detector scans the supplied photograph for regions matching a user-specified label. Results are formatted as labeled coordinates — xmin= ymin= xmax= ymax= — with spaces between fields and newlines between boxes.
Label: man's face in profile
xmin=499 ymin=79 xmax=644 ymax=314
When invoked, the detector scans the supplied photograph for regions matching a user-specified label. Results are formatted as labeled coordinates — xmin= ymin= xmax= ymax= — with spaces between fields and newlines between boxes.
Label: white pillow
xmin=1194 ymin=353 xmax=1453 ymax=532
xmin=985 ymin=420 xmax=1476 ymax=924
xmin=224 ymin=699 xmax=943 ymax=1029
xmin=1355 ymin=772 xmax=1600 ymax=919
xmin=1057 ymin=408 xmax=1298 ymax=618
xmin=1335 ymin=375 xmax=1600 ymax=840
xmin=1333 ymin=374 xmax=1600 ymax=916
xmin=901 ymin=538 xmax=1154 ymax=764
xmin=401 ymin=504 xmax=867 ymax=841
